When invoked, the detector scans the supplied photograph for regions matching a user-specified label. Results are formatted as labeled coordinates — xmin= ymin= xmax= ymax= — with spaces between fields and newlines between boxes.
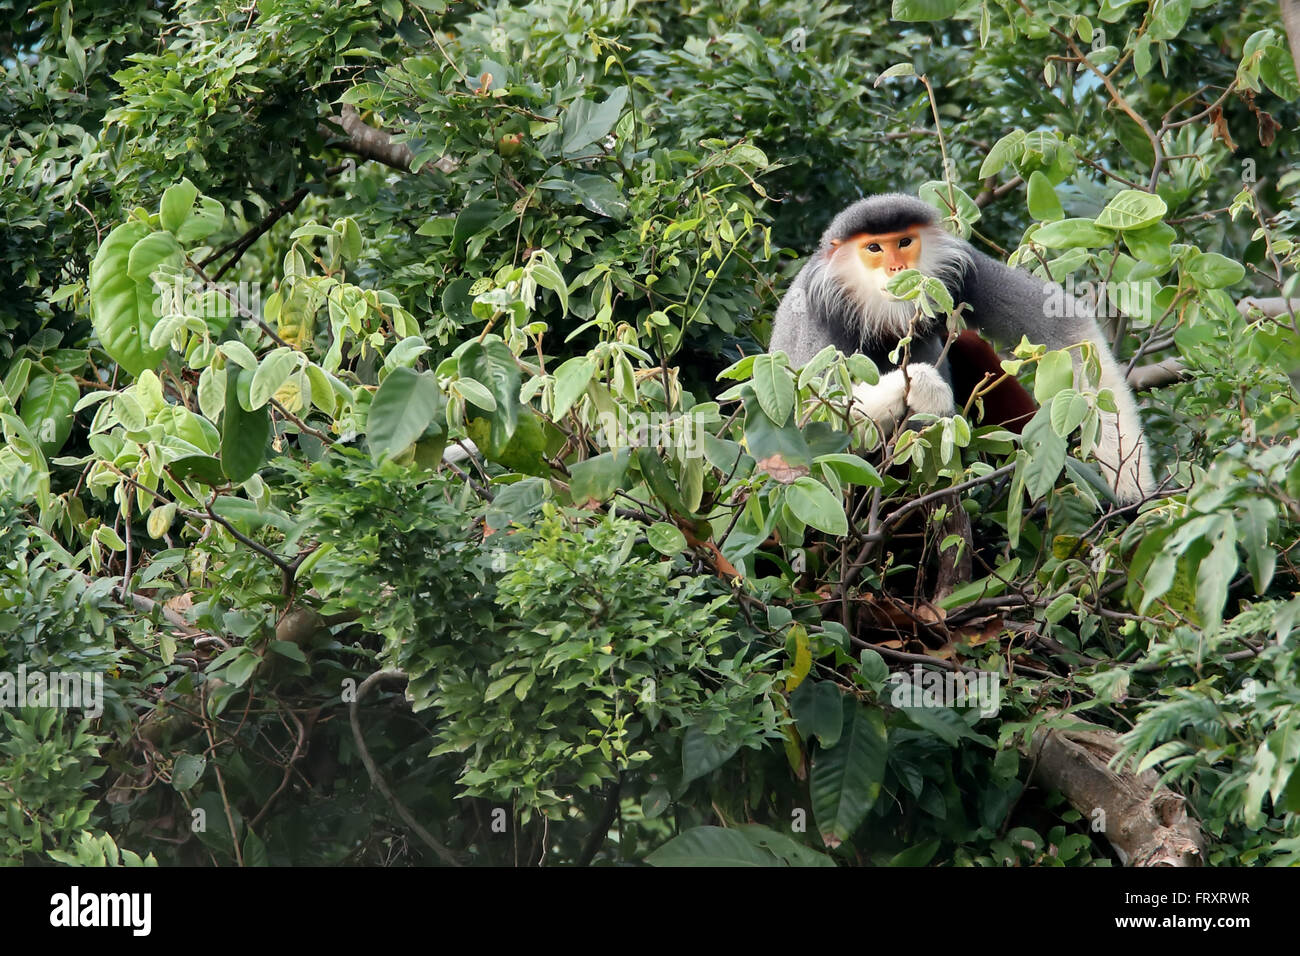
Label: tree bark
xmin=1280 ymin=1 xmax=1300 ymax=82
xmin=1028 ymin=716 xmax=1204 ymax=866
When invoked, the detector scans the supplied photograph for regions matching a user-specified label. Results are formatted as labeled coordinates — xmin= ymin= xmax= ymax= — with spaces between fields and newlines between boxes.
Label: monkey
xmin=945 ymin=329 xmax=1036 ymax=434
xmin=769 ymin=193 xmax=1155 ymax=504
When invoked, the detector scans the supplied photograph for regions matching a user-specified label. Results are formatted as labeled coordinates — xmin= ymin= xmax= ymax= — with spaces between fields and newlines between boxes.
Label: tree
xmin=2 ymin=0 xmax=1299 ymax=866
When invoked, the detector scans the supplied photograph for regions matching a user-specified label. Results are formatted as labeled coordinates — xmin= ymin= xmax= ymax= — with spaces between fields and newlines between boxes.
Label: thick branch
xmin=1028 ymin=716 xmax=1204 ymax=866
xmin=1281 ymin=1 xmax=1300 ymax=82
xmin=1237 ymin=295 xmax=1300 ymax=318
xmin=330 ymin=104 xmax=415 ymax=171
xmin=1128 ymin=358 xmax=1188 ymax=391
xmin=322 ymin=105 xmax=457 ymax=174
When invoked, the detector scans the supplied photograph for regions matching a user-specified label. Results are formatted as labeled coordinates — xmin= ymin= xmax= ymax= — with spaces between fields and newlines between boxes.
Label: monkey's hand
xmin=850 ymin=363 xmax=954 ymax=435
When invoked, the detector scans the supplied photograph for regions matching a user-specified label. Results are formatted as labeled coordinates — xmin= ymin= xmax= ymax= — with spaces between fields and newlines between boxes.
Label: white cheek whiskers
xmin=820 ymin=246 xmax=924 ymax=344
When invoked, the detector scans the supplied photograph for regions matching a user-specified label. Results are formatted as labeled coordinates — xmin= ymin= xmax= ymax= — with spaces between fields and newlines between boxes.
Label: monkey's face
xmin=828 ymin=228 xmax=924 ymax=300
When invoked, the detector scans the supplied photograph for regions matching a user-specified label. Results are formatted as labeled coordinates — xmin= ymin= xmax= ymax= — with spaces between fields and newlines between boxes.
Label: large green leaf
xmin=175 ymin=196 xmax=225 ymax=243
xmin=1095 ymin=189 xmax=1167 ymax=231
xmin=1184 ymin=252 xmax=1245 ymax=290
xmin=89 ymin=220 xmax=169 ymax=377
xmin=1148 ymin=0 xmax=1191 ymax=41
xmin=890 ymin=0 xmax=960 ymax=22
xmin=221 ymin=366 xmax=270 ymax=482
xmin=742 ymin=388 xmax=811 ymax=472
xmin=559 ymin=87 xmax=628 ymax=156
xmin=459 ymin=337 xmax=521 ymax=453
xmin=568 ymin=449 xmax=630 ymax=507
xmin=249 ymin=347 xmax=300 ymax=410
xmin=368 ymin=367 xmax=446 ymax=461
xmin=159 ymin=179 xmax=199 ymax=234
xmin=1020 ymin=407 xmax=1067 ymax=499
xmin=1026 ymin=170 xmax=1063 ymax=221
xmin=645 ymin=826 xmax=780 ymax=867
xmin=751 ymin=353 xmax=795 ymax=426
xmin=785 ymin=477 xmax=848 ymax=536
xmin=790 ymin=680 xmax=845 ymax=748
xmin=633 ymin=446 xmax=688 ymax=515
xmin=810 ymin=700 xmax=888 ymax=846
xmin=551 ymin=356 xmax=596 ymax=419
xmin=19 ymin=373 xmax=78 ymax=455
xmin=452 ymin=199 xmax=505 ymax=254
xmin=1031 ymin=218 xmax=1114 ymax=249
xmin=681 ymin=725 xmax=741 ymax=785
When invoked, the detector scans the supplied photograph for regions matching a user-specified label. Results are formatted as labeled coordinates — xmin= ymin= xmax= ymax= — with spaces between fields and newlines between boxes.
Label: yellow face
xmin=830 ymin=228 xmax=924 ymax=278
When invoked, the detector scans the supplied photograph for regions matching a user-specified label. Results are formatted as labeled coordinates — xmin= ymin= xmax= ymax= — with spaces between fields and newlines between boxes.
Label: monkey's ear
xmin=828 ymin=237 xmax=842 ymax=248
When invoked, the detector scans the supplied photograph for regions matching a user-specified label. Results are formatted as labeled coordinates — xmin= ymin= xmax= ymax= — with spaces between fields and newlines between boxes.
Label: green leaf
xmin=1148 ymin=0 xmax=1191 ymax=41
xmin=979 ymin=130 xmax=1026 ymax=179
xmin=1044 ymin=592 xmax=1076 ymax=624
xmin=1026 ymin=170 xmax=1064 ymax=221
xmin=1122 ymin=222 xmax=1176 ymax=266
xmin=221 ymin=366 xmax=270 ymax=482
xmin=1049 ymin=389 xmax=1089 ymax=436
xmin=1195 ymin=516 xmax=1237 ymax=634
xmin=814 ymin=453 xmax=883 ymax=487
xmin=172 ymin=754 xmax=206 ymax=792
xmin=484 ymin=673 xmax=523 ymax=702
xmin=552 ymin=356 xmax=596 ymax=419
xmin=452 ymin=199 xmax=505 ymax=253
xmin=175 ymin=196 xmax=225 ymax=243
xmin=742 ymin=389 xmax=811 ymax=469
xmin=125 ymin=230 xmax=181 ymax=281
xmin=890 ymin=0 xmax=960 ymax=22
xmin=1184 ymin=252 xmax=1245 ymax=290
xmin=810 ymin=700 xmax=888 ymax=845
xmin=1034 ymin=350 xmax=1074 ymax=402
xmin=225 ymin=650 xmax=259 ymax=687
xmin=1031 ymin=218 xmax=1114 ymax=249
xmin=789 ymin=680 xmax=844 ymax=748
xmin=568 ymin=449 xmax=631 ymax=507
xmin=19 ymin=373 xmax=78 ymax=454
xmin=89 ymin=220 xmax=169 ymax=376
xmin=565 ymin=173 xmax=629 ymax=220
xmin=1261 ymin=44 xmax=1300 ymax=100
xmin=647 ymin=522 xmax=687 ymax=555
xmin=645 ymin=826 xmax=780 ymax=867
xmin=159 ymin=179 xmax=199 ymax=235
xmin=886 ymin=840 xmax=941 ymax=866
xmin=526 ymin=249 xmax=568 ymax=314
xmin=873 ymin=62 xmax=916 ymax=86
xmin=459 ymin=337 xmax=521 ymax=453
xmin=560 ymin=87 xmax=628 ymax=156
xmin=1020 ymin=408 xmax=1067 ymax=499
xmin=1095 ymin=189 xmax=1167 ymax=231
xmin=368 ymin=367 xmax=446 ymax=461
xmin=786 ymin=477 xmax=848 ymax=536
xmin=750 ymin=353 xmax=795 ymax=425
xmin=455 ymin=377 xmax=497 ymax=411
xmin=170 ymin=454 xmax=226 ymax=486
xmin=682 ymin=726 xmax=741 ymax=786
xmin=249 ymin=347 xmax=299 ymax=410
xmin=633 ymin=446 xmax=688 ymax=514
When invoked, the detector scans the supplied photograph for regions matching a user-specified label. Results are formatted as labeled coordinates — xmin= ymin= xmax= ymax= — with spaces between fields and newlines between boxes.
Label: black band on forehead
xmin=820 ymin=194 xmax=938 ymax=247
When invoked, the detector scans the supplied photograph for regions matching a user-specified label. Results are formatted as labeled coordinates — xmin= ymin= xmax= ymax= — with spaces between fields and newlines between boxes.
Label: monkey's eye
xmin=899 ymin=237 xmax=913 ymax=248
xmin=865 ymin=243 xmax=882 ymax=253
